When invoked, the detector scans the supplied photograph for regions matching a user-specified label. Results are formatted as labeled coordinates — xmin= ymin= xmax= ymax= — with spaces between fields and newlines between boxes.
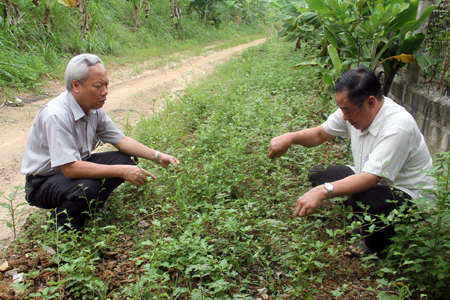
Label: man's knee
xmin=113 ymin=152 xmax=138 ymax=166
xmin=308 ymin=165 xmax=327 ymax=182
xmin=88 ymin=151 xmax=138 ymax=166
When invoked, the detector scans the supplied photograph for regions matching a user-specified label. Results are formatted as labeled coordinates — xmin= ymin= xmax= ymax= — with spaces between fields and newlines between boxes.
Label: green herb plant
xmin=0 ymin=186 xmax=27 ymax=241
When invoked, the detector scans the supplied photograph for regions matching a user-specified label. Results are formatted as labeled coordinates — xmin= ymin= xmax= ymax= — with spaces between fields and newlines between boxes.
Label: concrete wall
xmin=389 ymin=76 xmax=450 ymax=155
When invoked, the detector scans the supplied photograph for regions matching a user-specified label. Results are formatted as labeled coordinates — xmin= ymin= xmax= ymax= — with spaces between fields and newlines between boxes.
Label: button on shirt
xmin=323 ymin=96 xmax=435 ymax=199
xmin=21 ymin=91 xmax=124 ymax=176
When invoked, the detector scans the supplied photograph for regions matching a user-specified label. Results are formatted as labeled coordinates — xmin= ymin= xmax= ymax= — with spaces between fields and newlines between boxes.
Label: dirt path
xmin=0 ymin=38 xmax=267 ymax=249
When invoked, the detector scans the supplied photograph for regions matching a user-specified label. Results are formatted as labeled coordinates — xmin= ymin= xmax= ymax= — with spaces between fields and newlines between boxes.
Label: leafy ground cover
xmin=2 ymin=40 xmax=449 ymax=299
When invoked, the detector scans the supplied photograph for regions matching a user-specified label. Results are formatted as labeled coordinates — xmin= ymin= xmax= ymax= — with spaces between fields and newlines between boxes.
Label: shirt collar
xmin=67 ymin=91 xmax=88 ymax=121
xmin=364 ymin=96 xmax=388 ymax=137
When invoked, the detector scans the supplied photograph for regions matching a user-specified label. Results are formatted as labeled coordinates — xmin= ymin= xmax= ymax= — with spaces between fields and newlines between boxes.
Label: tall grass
xmin=0 ymin=0 xmax=265 ymax=90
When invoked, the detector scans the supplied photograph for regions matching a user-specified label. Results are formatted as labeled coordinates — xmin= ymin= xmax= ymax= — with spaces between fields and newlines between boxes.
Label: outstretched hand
xmin=122 ymin=165 xmax=156 ymax=187
xmin=158 ymin=153 xmax=180 ymax=170
xmin=295 ymin=186 xmax=327 ymax=217
xmin=268 ymin=133 xmax=293 ymax=159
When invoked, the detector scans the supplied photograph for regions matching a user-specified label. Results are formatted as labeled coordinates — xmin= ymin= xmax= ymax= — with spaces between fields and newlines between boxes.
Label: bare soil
xmin=0 ymin=38 xmax=267 ymax=249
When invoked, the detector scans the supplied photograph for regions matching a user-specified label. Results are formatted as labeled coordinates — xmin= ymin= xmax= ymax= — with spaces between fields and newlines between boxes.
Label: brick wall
xmin=389 ymin=77 xmax=450 ymax=155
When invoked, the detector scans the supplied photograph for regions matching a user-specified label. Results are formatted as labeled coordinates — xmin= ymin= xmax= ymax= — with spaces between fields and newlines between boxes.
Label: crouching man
xmin=21 ymin=53 xmax=180 ymax=231
xmin=269 ymin=67 xmax=435 ymax=256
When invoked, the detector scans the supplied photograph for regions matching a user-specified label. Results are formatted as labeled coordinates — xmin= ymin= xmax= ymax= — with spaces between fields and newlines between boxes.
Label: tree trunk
xmin=3 ymin=0 xmax=11 ymax=24
xmin=169 ymin=0 xmax=184 ymax=31
xmin=132 ymin=4 xmax=138 ymax=29
xmin=169 ymin=0 xmax=174 ymax=25
xmin=44 ymin=6 xmax=52 ymax=31
xmin=3 ymin=0 xmax=20 ymax=26
xmin=79 ymin=0 xmax=89 ymax=37
xmin=438 ymin=42 xmax=450 ymax=88
xmin=145 ymin=1 xmax=150 ymax=19
xmin=234 ymin=10 xmax=240 ymax=28
xmin=294 ymin=37 xmax=302 ymax=51
xmin=405 ymin=0 xmax=434 ymax=86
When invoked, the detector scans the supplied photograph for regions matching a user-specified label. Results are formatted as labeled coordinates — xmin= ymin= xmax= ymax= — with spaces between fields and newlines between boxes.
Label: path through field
xmin=0 ymin=38 xmax=266 ymax=249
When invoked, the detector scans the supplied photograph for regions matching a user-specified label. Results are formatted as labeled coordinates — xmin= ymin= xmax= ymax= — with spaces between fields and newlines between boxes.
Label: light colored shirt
xmin=21 ymin=91 xmax=124 ymax=176
xmin=323 ymin=96 xmax=435 ymax=199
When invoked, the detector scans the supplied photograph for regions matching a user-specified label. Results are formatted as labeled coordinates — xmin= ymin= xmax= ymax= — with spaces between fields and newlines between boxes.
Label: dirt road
xmin=0 ymin=38 xmax=266 ymax=249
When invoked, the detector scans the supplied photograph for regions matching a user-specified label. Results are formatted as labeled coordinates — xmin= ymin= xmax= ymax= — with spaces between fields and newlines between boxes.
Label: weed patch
xmin=4 ymin=40 xmax=449 ymax=299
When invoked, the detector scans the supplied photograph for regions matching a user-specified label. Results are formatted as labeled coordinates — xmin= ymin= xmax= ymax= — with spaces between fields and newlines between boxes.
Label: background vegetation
xmin=269 ymin=0 xmax=450 ymax=96
xmin=0 ymin=0 xmax=269 ymax=91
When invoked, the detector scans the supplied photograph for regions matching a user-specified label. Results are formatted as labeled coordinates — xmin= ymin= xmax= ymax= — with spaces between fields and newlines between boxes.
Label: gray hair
xmin=65 ymin=54 xmax=104 ymax=91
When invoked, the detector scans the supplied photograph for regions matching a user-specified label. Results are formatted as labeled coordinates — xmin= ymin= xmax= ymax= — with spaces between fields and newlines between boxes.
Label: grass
xmin=0 ymin=0 xmax=266 ymax=93
xmin=6 ymin=39 xmax=450 ymax=299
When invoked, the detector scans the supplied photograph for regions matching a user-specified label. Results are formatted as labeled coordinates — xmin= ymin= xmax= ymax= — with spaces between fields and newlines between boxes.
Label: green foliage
xmin=10 ymin=39 xmax=448 ymax=299
xmin=270 ymin=0 xmax=438 ymax=96
xmin=378 ymin=152 xmax=450 ymax=298
xmin=16 ymin=40 xmax=352 ymax=299
xmin=0 ymin=186 xmax=27 ymax=241
xmin=0 ymin=0 xmax=266 ymax=90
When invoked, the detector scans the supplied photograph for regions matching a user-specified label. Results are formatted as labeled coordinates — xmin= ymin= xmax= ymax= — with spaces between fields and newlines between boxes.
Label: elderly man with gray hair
xmin=21 ymin=53 xmax=180 ymax=232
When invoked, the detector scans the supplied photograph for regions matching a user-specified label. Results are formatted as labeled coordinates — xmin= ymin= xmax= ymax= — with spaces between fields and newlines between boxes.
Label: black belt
xmin=26 ymin=174 xmax=44 ymax=182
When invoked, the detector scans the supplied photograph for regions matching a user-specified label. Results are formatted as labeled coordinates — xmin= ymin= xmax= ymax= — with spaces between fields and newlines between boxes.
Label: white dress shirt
xmin=323 ymin=96 xmax=435 ymax=199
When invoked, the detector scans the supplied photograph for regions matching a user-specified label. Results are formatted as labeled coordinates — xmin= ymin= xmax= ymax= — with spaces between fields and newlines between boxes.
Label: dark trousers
xmin=25 ymin=151 xmax=137 ymax=230
xmin=308 ymin=165 xmax=412 ymax=252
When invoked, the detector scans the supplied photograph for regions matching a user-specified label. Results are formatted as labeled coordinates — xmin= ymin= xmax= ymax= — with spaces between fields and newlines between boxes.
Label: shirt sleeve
xmin=322 ymin=108 xmax=350 ymax=137
xmin=362 ymin=127 xmax=412 ymax=182
xmin=96 ymin=109 xmax=124 ymax=144
xmin=44 ymin=114 xmax=81 ymax=168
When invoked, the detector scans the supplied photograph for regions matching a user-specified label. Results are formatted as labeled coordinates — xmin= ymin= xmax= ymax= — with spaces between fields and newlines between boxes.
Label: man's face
xmin=335 ymin=92 xmax=375 ymax=132
xmin=72 ymin=63 xmax=109 ymax=112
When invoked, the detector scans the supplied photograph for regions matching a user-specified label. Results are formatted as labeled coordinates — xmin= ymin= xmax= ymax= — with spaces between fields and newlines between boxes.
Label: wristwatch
xmin=324 ymin=182 xmax=334 ymax=199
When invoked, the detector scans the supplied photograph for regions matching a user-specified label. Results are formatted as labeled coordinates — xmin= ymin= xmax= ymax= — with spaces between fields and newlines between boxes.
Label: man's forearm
xmin=330 ymin=172 xmax=380 ymax=197
xmin=288 ymin=127 xmax=331 ymax=148
xmin=113 ymin=136 xmax=157 ymax=161
xmin=60 ymin=161 xmax=127 ymax=179
xmin=295 ymin=172 xmax=381 ymax=217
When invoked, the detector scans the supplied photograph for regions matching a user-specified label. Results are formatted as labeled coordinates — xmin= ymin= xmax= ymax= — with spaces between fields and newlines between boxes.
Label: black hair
xmin=332 ymin=67 xmax=383 ymax=107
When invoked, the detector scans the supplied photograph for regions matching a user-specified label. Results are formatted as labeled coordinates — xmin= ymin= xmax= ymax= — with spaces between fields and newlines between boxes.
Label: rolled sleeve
xmin=96 ymin=110 xmax=124 ymax=144
xmin=322 ymin=109 xmax=350 ymax=137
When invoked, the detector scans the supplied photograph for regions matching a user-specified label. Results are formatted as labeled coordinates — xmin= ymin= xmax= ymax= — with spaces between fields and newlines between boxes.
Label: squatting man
xmin=21 ymin=53 xmax=180 ymax=231
xmin=269 ymin=67 xmax=435 ymax=256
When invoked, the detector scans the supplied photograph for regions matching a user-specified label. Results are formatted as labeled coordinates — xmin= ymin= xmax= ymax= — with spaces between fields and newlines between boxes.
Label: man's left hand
xmin=158 ymin=153 xmax=180 ymax=169
xmin=295 ymin=186 xmax=328 ymax=217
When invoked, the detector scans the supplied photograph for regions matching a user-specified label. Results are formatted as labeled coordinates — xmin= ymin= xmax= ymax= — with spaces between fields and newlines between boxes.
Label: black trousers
xmin=25 ymin=151 xmax=137 ymax=230
xmin=308 ymin=165 xmax=412 ymax=252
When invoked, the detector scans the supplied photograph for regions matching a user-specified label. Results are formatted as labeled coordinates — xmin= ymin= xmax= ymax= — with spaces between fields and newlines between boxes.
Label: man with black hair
xmin=269 ymin=67 xmax=434 ymax=256
xmin=22 ymin=53 xmax=180 ymax=232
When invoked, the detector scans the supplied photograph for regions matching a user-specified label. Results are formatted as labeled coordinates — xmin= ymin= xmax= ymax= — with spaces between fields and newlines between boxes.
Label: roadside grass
xmin=6 ymin=40 xmax=450 ymax=299
xmin=0 ymin=0 xmax=266 ymax=93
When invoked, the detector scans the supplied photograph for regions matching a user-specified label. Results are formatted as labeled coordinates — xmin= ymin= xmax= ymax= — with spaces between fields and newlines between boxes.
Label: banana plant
xmin=273 ymin=0 xmax=439 ymax=96
xmin=40 ymin=0 xmax=79 ymax=31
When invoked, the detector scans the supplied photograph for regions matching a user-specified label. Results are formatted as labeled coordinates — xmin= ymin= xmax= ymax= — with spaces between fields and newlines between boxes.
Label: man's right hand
xmin=269 ymin=133 xmax=293 ymax=159
xmin=122 ymin=165 xmax=156 ymax=187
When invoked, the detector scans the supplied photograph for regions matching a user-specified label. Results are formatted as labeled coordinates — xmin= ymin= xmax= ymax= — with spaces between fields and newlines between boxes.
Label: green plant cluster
xmin=10 ymin=40 xmax=449 ymax=299
xmin=421 ymin=5 xmax=450 ymax=89
xmin=0 ymin=0 xmax=266 ymax=90
xmin=14 ymin=40 xmax=351 ymax=299
xmin=269 ymin=0 xmax=437 ymax=96
xmin=376 ymin=153 xmax=450 ymax=299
